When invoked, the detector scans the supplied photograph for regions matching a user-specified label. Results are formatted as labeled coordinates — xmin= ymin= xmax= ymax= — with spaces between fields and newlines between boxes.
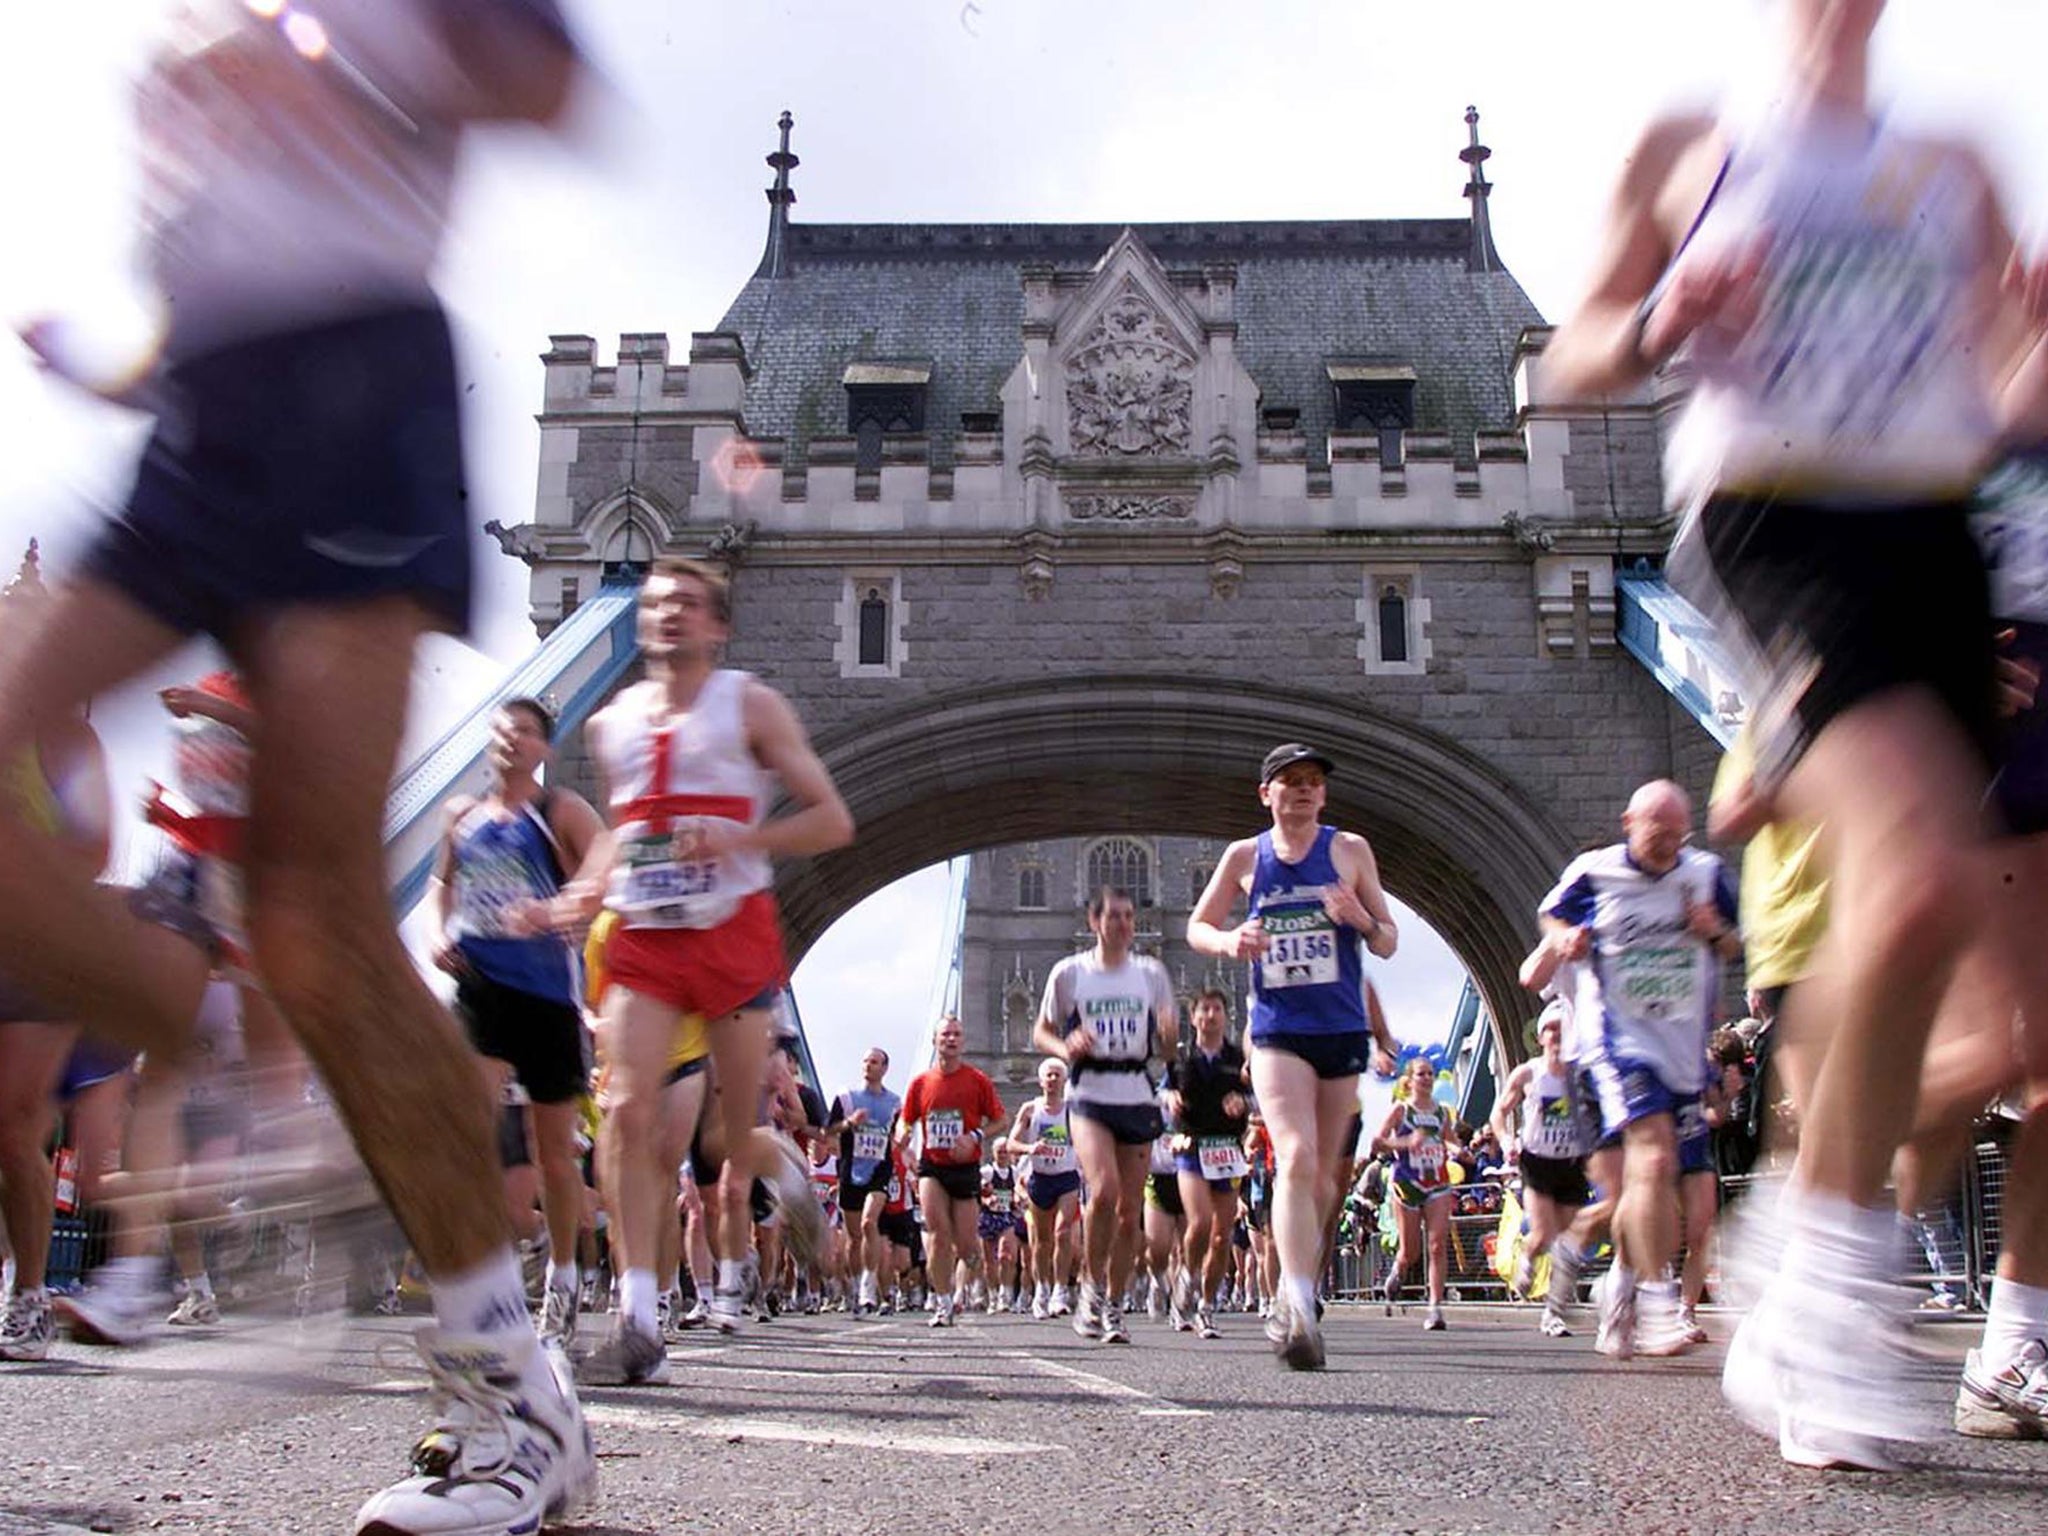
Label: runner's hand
xmin=1646 ymin=238 xmax=1769 ymax=357
xmin=1370 ymin=1042 xmax=1398 ymax=1079
xmin=950 ymin=1134 xmax=979 ymax=1160
xmin=1996 ymin=629 xmax=2040 ymax=718
xmin=1065 ymin=1023 xmax=1099 ymax=1061
xmin=1221 ymin=1091 xmax=1247 ymax=1120
xmin=674 ymin=817 xmax=751 ymax=860
xmin=1550 ymin=926 xmax=1592 ymax=962
xmin=1686 ymin=901 xmax=1726 ymax=942
xmin=431 ymin=936 xmax=469 ymax=976
xmin=1321 ymin=883 xmax=1374 ymax=933
xmin=847 ymin=1107 xmax=869 ymax=1127
xmin=499 ymin=897 xmax=552 ymax=938
xmin=1228 ymin=919 xmax=1269 ymax=960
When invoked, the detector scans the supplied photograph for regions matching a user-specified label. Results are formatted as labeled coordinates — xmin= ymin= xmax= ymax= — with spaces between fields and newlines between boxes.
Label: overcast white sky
xmin=6 ymin=1 xmax=2046 ymax=1104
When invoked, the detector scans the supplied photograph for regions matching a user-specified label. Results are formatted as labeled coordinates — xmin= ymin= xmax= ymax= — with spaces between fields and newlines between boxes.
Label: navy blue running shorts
xmin=85 ymin=305 xmax=472 ymax=642
xmin=1251 ymin=1029 xmax=1372 ymax=1081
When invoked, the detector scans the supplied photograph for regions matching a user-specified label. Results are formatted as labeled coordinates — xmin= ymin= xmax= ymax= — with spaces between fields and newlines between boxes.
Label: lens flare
xmin=281 ymin=11 xmax=329 ymax=59
xmin=711 ymin=436 xmax=768 ymax=498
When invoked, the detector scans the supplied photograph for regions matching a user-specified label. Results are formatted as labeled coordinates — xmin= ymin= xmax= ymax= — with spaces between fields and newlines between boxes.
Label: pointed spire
xmin=1461 ymin=105 xmax=1500 ymax=273
xmin=755 ymin=110 xmax=799 ymax=279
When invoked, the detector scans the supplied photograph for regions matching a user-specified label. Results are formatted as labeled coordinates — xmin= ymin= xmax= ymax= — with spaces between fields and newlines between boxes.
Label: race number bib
xmin=1615 ymin=942 xmax=1704 ymax=1023
xmin=1034 ymin=1121 xmax=1074 ymax=1174
xmin=1744 ymin=231 xmax=1947 ymax=451
xmin=852 ymin=1125 xmax=890 ymax=1166
xmin=622 ymin=825 xmax=720 ymax=909
xmin=1082 ymin=1000 xmax=1147 ymax=1061
xmin=925 ymin=1109 xmax=965 ymax=1153
xmin=1412 ymin=1137 xmax=1447 ymax=1186
xmin=988 ymin=1185 xmax=1012 ymax=1215
xmin=1197 ymin=1136 xmax=1250 ymax=1181
xmin=1260 ymin=908 xmax=1338 ymax=990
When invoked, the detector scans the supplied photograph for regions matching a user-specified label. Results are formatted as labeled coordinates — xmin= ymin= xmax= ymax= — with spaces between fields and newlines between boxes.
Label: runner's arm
xmin=539 ymin=788 xmax=612 ymax=933
xmin=426 ymin=798 xmax=472 ymax=971
xmin=1370 ymin=1105 xmax=1407 ymax=1158
xmin=1491 ymin=1065 xmax=1530 ymax=1152
xmin=1186 ymin=840 xmax=1260 ymax=958
xmin=741 ymin=682 xmax=855 ymax=858
xmin=1334 ymin=832 xmax=1397 ymax=960
xmin=1542 ymin=116 xmax=1709 ymax=398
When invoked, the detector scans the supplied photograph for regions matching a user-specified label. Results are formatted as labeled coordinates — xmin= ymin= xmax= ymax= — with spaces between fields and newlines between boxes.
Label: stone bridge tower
xmin=495 ymin=112 xmax=1716 ymax=1080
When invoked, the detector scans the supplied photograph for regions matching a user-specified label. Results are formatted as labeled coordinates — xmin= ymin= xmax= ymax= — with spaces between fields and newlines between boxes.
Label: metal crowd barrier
xmin=1327 ymin=1140 xmax=2013 ymax=1312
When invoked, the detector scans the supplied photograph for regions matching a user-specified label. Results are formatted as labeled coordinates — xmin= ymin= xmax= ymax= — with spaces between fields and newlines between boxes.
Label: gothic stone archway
xmin=774 ymin=675 xmax=1575 ymax=1066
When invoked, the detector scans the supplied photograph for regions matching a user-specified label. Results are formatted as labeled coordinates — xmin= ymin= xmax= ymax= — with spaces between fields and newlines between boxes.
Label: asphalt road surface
xmin=3 ymin=1302 xmax=2043 ymax=1535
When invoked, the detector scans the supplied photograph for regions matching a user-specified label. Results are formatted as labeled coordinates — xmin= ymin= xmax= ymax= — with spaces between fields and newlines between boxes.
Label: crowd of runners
xmin=5 ymin=0 xmax=2048 ymax=1531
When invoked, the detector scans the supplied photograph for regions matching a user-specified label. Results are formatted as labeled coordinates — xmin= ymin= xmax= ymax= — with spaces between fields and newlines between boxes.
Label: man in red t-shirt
xmin=897 ymin=1014 xmax=1003 ymax=1328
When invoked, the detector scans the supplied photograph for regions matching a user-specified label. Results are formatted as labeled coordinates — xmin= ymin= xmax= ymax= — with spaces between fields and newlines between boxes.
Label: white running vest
xmin=1664 ymin=111 xmax=1997 ymax=506
xmin=592 ymin=672 xmax=772 ymax=930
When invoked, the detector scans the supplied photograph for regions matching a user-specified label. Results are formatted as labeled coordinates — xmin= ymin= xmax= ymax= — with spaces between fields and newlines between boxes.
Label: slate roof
xmin=714 ymin=218 xmax=1545 ymax=470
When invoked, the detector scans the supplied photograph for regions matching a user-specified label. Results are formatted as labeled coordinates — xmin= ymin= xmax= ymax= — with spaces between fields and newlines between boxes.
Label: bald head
xmin=1623 ymin=779 xmax=1692 ymax=873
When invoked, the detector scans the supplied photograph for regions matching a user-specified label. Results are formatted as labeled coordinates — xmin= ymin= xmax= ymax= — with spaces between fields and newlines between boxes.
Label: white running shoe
xmin=1049 ymin=1284 xmax=1072 ymax=1318
xmin=709 ymin=1286 xmax=746 ymax=1336
xmin=1275 ymin=1299 xmax=1325 ymax=1371
xmin=1634 ymin=1281 xmax=1696 ymax=1358
xmin=1423 ymin=1303 xmax=1446 ymax=1332
xmin=1168 ymin=1281 xmax=1192 ymax=1334
xmin=1539 ymin=1309 xmax=1572 ymax=1339
xmin=56 ymin=1279 xmax=160 ymax=1347
xmin=1195 ymin=1304 xmax=1220 ymax=1341
xmin=1594 ymin=1270 xmax=1636 ymax=1360
xmin=1101 ymin=1302 xmax=1129 ymax=1345
xmin=166 ymin=1287 xmax=221 ymax=1327
xmin=1030 ymin=1284 xmax=1049 ymax=1320
xmin=1679 ymin=1305 xmax=1710 ymax=1346
xmin=1072 ymin=1286 xmax=1103 ymax=1340
xmin=573 ymin=1317 xmax=669 ymax=1388
xmin=1723 ymin=1273 xmax=1928 ymax=1470
xmin=538 ymin=1284 xmax=579 ymax=1351
xmin=1145 ymin=1280 xmax=1164 ymax=1323
xmin=351 ymin=1329 xmax=596 ymax=1536
xmin=0 ymin=1288 xmax=55 ymax=1360
xmin=1956 ymin=1339 xmax=2048 ymax=1440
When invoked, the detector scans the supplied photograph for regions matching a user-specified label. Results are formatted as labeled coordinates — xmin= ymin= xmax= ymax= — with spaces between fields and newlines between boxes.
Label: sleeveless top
xmin=1248 ymin=826 xmax=1366 ymax=1040
xmin=1025 ymin=1101 xmax=1077 ymax=1176
xmin=1519 ymin=1064 xmax=1591 ymax=1162
xmin=1040 ymin=951 xmax=1177 ymax=1108
xmin=1392 ymin=1101 xmax=1453 ymax=1194
xmin=1975 ymin=451 xmax=2048 ymax=624
xmin=1665 ymin=110 xmax=1996 ymax=506
xmin=983 ymin=1163 xmax=1017 ymax=1216
xmin=592 ymin=672 xmax=772 ymax=930
xmin=447 ymin=796 xmax=575 ymax=1004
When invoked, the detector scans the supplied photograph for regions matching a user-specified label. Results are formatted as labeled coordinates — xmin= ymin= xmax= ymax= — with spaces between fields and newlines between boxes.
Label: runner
xmin=897 ymin=1015 xmax=1004 ymax=1328
xmin=0 ymin=8 xmax=603 ymax=1526
xmin=0 ymin=554 xmax=114 ymax=1362
xmin=1139 ymin=1107 xmax=1185 ymax=1324
xmin=1164 ymin=987 xmax=1250 ymax=1340
xmin=822 ymin=1047 xmax=901 ymax=1315
xmin=876 ymin=1142 xmax=920 ymax=1314
xmin=1189 ymin=743 xmax=1398 ymax=1370
xmin=1491 ymin=1000 xmax=1593 ymax=1337
xmin=1034 ymin=886 xmax=1178 ymax=1345
xmin=978 ymin=1139 xmax=1024 ymax=1314
xmin=570 ymin=556 xmax=853 ymax=1373
xmin=430 ymin=698 xmax=603 ymax=1352
xmin=1373 ymin=1056 xmax=1460 ymax=1330
xmin=1011 ymin=1057 xmax=1082 ymax=1318
xmin=1539 ymin=781 xmax=1740 ymax=1360
xmin=1546 ymin=0 xmax=2048 ymax=1470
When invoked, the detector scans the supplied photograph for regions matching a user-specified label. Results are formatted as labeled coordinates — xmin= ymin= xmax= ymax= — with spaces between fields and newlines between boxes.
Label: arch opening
xmin=776 ymin=675 xmax=1574 ymax=1068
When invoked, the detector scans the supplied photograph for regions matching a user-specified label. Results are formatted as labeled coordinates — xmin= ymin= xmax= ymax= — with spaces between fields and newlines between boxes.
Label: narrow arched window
xmin=1378 ymin=585 xmax=1409 ymax=664
xmin=858 ymin=585 xmax=889 ymax=666
xmin=1018 ymin=865 xmax=1048 ymax=910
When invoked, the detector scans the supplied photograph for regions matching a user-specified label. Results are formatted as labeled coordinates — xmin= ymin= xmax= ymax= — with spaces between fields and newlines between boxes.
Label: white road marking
xmin=583 ymin=1404 xmax=1064 ymax=1456
xmin=1009 ymin=1353 xmax=1212 ymax=1417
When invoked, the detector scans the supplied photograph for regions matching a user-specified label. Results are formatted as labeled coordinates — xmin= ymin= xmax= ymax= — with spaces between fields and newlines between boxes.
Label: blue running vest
xmin=1247 ymin=825 xmax=1366 ymax=1040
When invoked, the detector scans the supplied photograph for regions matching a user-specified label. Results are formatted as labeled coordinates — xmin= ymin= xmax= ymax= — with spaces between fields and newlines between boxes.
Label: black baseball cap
xmin=1260 ymin=743 xmax=1335 ymax=784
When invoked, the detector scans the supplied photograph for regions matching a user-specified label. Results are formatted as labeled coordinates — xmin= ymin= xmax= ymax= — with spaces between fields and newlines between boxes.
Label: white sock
xmin=544 ymin=1258 xmax=578 ymax=1297
xmin=432 ymin=1249 xmax=532 ymax=1342
xmin=717 ymin=1258 xmax=745 ymax=1294
xmin=103 ymin=1255 xmax=162 ymax=1299
xmin=1609 ymin=1262 xmax=1637 ymax=1301
xmin=1283 ymin=1273 xmax=1315 ymax=1320
xmin=1983 ymin=1277 xmax=2048 ymax=1371
xmin=188 ymin=1272 xmax=215 ymax=1299
xmin=1783 ymin=1185 xmax=1898 ymax=1279
xmin=620 ymin=1268 xmax=658 ymax=1335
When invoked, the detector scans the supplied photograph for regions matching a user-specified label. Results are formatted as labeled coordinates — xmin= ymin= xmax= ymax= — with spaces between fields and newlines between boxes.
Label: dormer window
xmin=1327 ymin=363 xmax=1416 ymax=468
xmin=844 ymin=362 xmax=930 ymax=471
